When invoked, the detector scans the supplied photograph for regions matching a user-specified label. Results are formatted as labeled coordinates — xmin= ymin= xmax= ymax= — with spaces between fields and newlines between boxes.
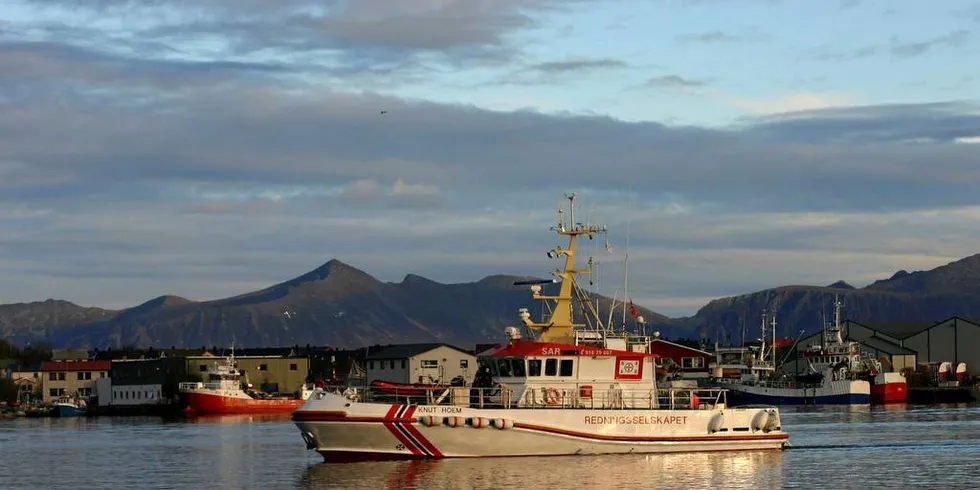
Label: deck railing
xmin=177 ymin=382 xmax=228 ymax=391
xmin=316 ymin=384 xmax=729 ymax=411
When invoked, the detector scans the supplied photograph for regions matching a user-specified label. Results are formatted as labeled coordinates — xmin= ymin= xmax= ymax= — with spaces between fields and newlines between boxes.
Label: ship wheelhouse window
xmin=544 ymin=358 xmax=557 ymax=376
xmin=528 ymin=359 xmax=542 ymax=377
xmin=559 ymin=359 xmax=574 ymax=377
xmin=497 ymin=358 xmax=513 ymax=377
xmin=511 ymin=358 xmax=526 ymax=377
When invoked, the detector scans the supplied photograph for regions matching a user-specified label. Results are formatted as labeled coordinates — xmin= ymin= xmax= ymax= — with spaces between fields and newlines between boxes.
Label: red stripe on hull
xmin=383 ymin=405 xmax=424 ymax=457
xmin=291 ymin=411 xmax=416 ymax=423
xmin=513 ymin=421 xmax=789 ymax=443
xmin=184 ymin=392 xmax=304 ymax=414
xmin=399 ymin=407 xmax=444 ymax=458
xmin=318 ymin=450 xmax=425 ymax=463
xmin=871 ymin=382 xmax=907 ymax=404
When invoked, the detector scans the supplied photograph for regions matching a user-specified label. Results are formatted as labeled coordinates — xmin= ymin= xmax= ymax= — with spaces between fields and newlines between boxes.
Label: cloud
xmin=488 ymin=58 xmax=630 ymax=86
xmin=11 ymin=0 xmax=586 ymax=68
xmin=2 ymin=76 xmax=979 ymax=317
xmin=3 ymin=0 xmax=980 ymax=319
xmin=644 ymin=75 xmax=708 ymax=89
xmin=724 ymin=91 xmax=857 ymax=115
xmin=891 ymin=30 xmax=971 ymax=58
xmin=675 ymin=30 xmax=765 ymax=44
xmin=525 ymin=58 xmax=628 ymax=75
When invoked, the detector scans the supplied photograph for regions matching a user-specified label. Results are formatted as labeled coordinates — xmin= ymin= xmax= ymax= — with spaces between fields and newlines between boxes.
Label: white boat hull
xmin=293 ymin=391 xmax=789 ymax=461
xmin=723 ymin=378 xmax=870 ymax=405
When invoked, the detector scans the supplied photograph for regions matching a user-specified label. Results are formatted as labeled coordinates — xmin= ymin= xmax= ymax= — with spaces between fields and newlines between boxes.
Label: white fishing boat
xmin=292 ymin=193 xmax=789 ymax=461
xmin=718 ymin=302 xmax=872 ymax=405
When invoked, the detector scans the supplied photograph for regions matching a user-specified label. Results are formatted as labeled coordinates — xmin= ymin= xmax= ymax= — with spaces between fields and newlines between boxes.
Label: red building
xmin=649 ymin=339 xmax=712 ymax=378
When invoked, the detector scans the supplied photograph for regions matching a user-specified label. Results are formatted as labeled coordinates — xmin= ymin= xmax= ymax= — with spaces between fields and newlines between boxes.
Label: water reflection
xmin=182 ymin=413 xmax=294 ymax=424
xmin=4 ymin=404 xmax=980 ymax=490
xmin=297 ymin=451 xmax=784 ymax=490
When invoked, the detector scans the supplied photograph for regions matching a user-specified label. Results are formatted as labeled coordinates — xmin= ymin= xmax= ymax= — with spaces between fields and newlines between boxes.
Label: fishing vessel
xmin=179 ymin=348 xmax=314 ymax=414
xmin=293 ymin=193 xmax=789 ymax=461
xmin=801 ymin=297 xmax=906 ymax=404
xmin=718 ymin=306 xmax=871 ymax=406
xmin=717 ymin=305 xmax=872 ymax=405
xmin=51 ymin=394 xmax=88 ymax=417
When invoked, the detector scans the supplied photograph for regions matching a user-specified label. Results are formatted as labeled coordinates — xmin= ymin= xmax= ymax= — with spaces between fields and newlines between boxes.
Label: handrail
xmin=321 ymin=384 xmax=729 ymax=410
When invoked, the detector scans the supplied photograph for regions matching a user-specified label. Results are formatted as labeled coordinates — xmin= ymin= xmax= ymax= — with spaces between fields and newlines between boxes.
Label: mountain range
xmin=3 ymin=254 xmax=980 ymax=349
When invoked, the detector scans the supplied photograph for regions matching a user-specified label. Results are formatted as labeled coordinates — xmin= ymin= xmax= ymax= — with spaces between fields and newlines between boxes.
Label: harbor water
xmin=3 ymin=404 xmax=979 ymax=489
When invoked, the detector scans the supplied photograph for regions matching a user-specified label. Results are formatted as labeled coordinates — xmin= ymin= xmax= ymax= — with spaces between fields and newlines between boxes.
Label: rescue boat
xmin=292 ymin=193 xmax=790 ymax=461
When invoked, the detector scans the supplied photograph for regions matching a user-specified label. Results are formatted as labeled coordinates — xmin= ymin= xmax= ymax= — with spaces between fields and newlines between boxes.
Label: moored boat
xmin=869 ymin=372 xmax=907 ymax=404
xmin=718 ymin=301 xmax=872 ymax=405
xmin=51 ymin=394 xmax=88 ymax=417
xmin=179 ymin=348 xmax=313 ymax=415
xmin=292 ymin=193 xmax=789 ymax=461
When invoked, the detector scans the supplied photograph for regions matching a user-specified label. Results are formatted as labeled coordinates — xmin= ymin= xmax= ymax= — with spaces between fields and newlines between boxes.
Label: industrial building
xmin=779 ymin=316 xmax=979 ymax=375
xmin=366 ymin=343 xmax=476 ymax=385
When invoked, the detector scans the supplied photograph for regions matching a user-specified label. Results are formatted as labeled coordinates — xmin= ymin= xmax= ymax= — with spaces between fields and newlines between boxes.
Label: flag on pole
xmin=630 ymin=301 xmax=638 ymax=318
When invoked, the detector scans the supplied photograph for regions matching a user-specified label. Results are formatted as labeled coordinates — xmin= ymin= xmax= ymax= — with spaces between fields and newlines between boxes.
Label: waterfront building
xmin=365 ymin=343 xmax=476 ymax=385
xmin=39 ymin=360 xmax=110 ymax=403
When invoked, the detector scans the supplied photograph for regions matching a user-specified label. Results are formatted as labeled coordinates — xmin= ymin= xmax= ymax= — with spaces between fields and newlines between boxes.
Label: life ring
xmin=544 ymin=388 xmax=563 ymax=406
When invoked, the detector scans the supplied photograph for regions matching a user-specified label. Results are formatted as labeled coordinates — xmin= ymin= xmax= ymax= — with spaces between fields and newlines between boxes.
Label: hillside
xmin=0 ymin=300 xmax=115 ymax=346
xmin=6 ymin=253 xmax=980 ymax=350
xmin=685 ymin=254 xmax=980 ymax=344
xmin=0 ymin=260 xmax=675 ymax=349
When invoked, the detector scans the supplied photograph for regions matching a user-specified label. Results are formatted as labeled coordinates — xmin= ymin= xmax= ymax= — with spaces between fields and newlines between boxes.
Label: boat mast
xmin=517 ymin=193 xmax=609 ymax=345
xmin=621 ymin=180 xmax=633 ymax=334
xmin=832 ymin=294 xmax=844 ymax=344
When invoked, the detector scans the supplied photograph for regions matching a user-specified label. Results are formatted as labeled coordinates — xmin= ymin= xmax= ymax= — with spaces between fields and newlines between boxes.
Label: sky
xmin=1 ymin=0 xmax=979 ymax=318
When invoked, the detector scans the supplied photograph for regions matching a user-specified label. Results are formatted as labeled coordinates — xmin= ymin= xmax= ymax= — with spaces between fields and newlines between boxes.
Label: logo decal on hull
xmin=383 ymin=405 xmax=444 ymax=458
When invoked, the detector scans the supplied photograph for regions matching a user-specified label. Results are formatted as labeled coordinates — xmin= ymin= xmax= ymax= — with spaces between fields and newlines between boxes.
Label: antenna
xmin=621 ymin=179 xmax=633 ymax=333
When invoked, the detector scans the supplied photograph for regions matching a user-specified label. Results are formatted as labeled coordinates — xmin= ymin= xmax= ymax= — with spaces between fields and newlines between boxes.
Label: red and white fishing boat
xmin=179 ymin=348 xmax=313 ymax=415
xmin=292 ymin=193 xmax=789 ymax=461
xmin=799 ymin=297 xmax=906 ymax=405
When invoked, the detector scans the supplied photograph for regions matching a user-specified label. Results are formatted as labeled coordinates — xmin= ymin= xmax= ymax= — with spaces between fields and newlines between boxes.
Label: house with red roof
xmin=40 ymin=360 xmax=111 ymax=403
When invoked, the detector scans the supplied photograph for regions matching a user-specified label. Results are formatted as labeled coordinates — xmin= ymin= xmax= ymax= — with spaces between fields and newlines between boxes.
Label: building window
xmin=289 ymin=363 xmax=298 ymax=371
xmin=259 ymin=364 xmax=268 ymax=371
xmin=369 ymin=361 xmax=375 ymax=370
xmin=199 ymin=365 xmax=208 ymax=372
xmin=421 ymin=360 xmax=438 ymax=369
xmin=49 ymin=373 xmax=57 ymax=381
xmin=460 ymin=360 xmax=469 ymax=369
xmin=58 ymin=372 xmax=66 ymax=381
xmin=78 ymin=372 xmax=84 ymax=380
xmin=528 ymin=359 xmax=542 ymax=377
xmin=49 ymin=388 xmax=59 ymax=396
xmin=559 ymin=359 xmax=574 ymax=376
xmin=544 ymin=358 xmax=557 ymax=376
xmin=681 ymin=357 xmax=705 ymax=369
xmin=100 ymin=372 xmax=106 ymax=378
xmin=401 ymin=360 xmax=406 ymax=369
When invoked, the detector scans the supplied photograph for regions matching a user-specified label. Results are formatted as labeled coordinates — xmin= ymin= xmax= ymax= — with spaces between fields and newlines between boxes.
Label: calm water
xmin=3 ymin=404 xmax=980 ymax=489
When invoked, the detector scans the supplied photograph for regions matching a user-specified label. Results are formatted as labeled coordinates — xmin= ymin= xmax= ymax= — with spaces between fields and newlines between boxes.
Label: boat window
xmin=528 ymin=359 xmax=542 ymax=377
xmin=511 ymin=358 xmax=526 ymax=377
xmin=497 ymin=358 xmax=513 ymax=377
xmin=544 ymin=358 xmax=557 ymax=376
xmin=478 ymin=358 xmax=494 ymax=377
xmin=559 ymin=359 xmax=574 ymax=376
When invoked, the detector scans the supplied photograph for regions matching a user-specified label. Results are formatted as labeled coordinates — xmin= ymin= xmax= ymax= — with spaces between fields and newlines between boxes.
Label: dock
xmin=907 ymin=386 xmax=978 ymax=404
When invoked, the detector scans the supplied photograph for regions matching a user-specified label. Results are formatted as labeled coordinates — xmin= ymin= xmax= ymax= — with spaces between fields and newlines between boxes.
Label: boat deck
xmin=324 ymin=385 xmax=732 ymax=411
